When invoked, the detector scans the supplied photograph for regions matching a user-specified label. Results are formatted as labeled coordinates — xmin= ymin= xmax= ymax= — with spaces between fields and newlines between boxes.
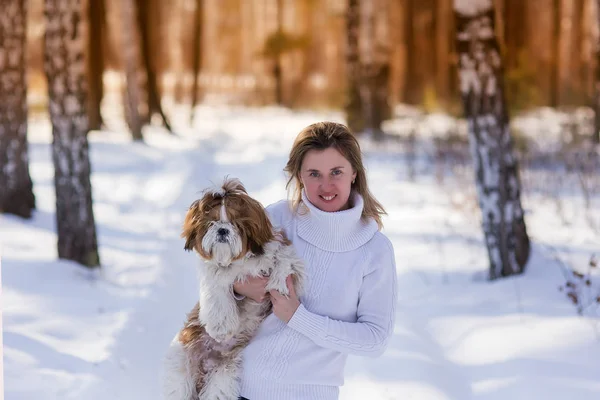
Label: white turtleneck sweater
xmin=239 ymin=191 xmax=398 ymax=400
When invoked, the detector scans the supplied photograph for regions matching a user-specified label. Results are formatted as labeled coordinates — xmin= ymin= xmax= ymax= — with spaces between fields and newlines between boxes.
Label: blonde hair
xmin=284 ymin=121 xmax=386 ymax=229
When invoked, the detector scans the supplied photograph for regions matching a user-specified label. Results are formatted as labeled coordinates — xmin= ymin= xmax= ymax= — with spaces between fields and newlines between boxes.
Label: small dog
xmin=162 ymin=178 xmax=304 ymax=400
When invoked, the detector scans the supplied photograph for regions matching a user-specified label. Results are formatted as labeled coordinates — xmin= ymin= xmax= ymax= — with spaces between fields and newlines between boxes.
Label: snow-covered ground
xmin=1 ymin=106 xmax=599 ymax=399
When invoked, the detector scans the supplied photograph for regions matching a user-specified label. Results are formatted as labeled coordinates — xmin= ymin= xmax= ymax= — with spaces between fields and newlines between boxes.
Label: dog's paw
xmin=266 ymin=279 xmax=290 ymax=297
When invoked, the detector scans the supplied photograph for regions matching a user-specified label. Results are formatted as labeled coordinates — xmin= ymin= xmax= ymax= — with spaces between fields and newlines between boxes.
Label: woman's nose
xmin=319 ymin=177 xmax=334 ymax=188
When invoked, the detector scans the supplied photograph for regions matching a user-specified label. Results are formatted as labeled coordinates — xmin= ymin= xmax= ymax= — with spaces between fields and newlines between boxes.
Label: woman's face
xmin=300 ymin=147 xmax=357 ymax=212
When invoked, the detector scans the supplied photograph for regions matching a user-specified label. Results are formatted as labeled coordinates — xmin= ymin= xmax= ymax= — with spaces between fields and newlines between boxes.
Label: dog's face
xmin=182 ymin=178 xmax=274 ymax=266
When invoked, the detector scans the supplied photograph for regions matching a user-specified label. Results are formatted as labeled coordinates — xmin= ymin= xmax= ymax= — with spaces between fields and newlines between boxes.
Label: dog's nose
xmin=217 ymin=228 xmax=229 ymax=236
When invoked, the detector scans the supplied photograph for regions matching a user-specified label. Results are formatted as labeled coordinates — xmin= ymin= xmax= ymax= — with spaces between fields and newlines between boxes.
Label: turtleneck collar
xmin=296 ymin=189 xmax=379 ymax=252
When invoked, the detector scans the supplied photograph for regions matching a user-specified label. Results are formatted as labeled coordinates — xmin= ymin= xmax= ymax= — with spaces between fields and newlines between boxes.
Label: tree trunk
xmin=173 ymin=0 xmax=186 ymax=103
xmin=572 ymin=0 xmax=585 ymax=103
xmin=551 ymin=0 xmax=561 ymax=107
xmin=344 ymin=0 xmax=364 ymax=134
xmin=0 ymin=0 xmax=35 ymax=218
xmin=403 ymin=0 xmax=419 ymax=104
xmin=44 ymin=0 xmax=100 ymax=268
xmin=87 ymin=0 xmax=105 ymax=131
xmin=120 ymin=0 xmax=144 ymax=140
xmin=360 ymin=0 xmax=386 ymax=140
xmin=436 ymin=0 xmax=453 ymax=105
xmin=503 ymin=0 xmax=526 ymax=71
xmin=135 ymin=0 xmax=173 ymax=132
xmin=190 ymin=0 xmax=203 ymax=125
xmin=454 ymin=0 xmax=530 ymax=279
xmin=595 ymin=0 xmax=600 ymax=143
xmin=273 ymin=0 xmax=284 ymax=106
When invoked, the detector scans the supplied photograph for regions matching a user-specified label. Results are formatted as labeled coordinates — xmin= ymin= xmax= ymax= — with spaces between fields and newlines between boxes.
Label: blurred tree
xmin=360 ymin=0 xmax=388 ymax=140
xmin=403 ymin=0 xmax=417 ymax=104
xmin=190 ymin=0 xmax=203 ymax=124
xmin=454 ymin=0 xmax=530 ymax=279
xmin=88 ymin=0 xmax=106 ymax=131
xmin=44 ymin=0 xmax=100 ymax=267
xmin=551 ymin=0 xmax=561 ymax=107
xmin=436 ymin=0 xmax=453 ymax=105
xmin=595 ymin=0 xmax=600 ymax=143
xmin=344 ymin=0 xmax=364 ymax=134
xmin=260 ymin=27 xmax=308 ymax=106
xmin=0 ymin=0 xmax=35 ymax=218
xmin=274 ymin=0 xmax=283 ymax=105
xmin=120 ymin=0 xmax=144 ymax=140
xmin=404 ymin=0 xmax=437 ymax=107
xmin=503 ymin=0 xmax=526 ymax=72
xmin=136 ymin=0 xmax=172 ymax=132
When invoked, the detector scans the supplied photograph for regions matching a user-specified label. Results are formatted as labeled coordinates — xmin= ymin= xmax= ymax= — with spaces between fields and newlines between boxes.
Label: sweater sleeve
xmin=287 ymin=238 xmax=398 ymax=357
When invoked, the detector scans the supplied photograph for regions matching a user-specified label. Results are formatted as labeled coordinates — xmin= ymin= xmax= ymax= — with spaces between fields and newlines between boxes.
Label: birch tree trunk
xmin=44 ymin=0 xmax=100 ymax=267
xmin=120 ymin=0 xmax=144 ymax=140
xmin=454 ymin=0 xmax=530 ymax=279
xmin=594 ymin=0 xmax=600 ymax=143
xmin=0 ymin=0 xmax=35 ymax=218
xmin=344 ymin=0 xmax=364 ymax=134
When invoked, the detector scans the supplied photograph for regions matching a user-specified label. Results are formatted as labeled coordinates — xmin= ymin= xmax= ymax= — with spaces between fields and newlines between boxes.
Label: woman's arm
xmin=286 ymin=244 xmax=397 ymax=357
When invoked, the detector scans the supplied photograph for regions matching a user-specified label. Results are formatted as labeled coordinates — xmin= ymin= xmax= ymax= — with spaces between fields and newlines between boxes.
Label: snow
xmin=1 ymin=105 xmax=599 ymax=399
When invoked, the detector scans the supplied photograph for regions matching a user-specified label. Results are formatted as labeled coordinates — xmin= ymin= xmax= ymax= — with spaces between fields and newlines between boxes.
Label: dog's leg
xmin=198 ymin=353 xmax=242 ymax=400
xmin=265 ymin=245 xmax=305 ymax=297
xmin=162 ymin=335 xmax=197 ymax=400
xmin=199 ymin=281 xmax=240 ymax=342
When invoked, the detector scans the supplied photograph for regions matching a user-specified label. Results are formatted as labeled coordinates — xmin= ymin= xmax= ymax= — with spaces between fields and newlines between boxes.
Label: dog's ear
xmin=243 ymin=197 xmax=274 ymax=256
xmin=248 ymin=238 xmax=266 ymax=256
xmin=182 ymin=200 xmax=201 ymax=251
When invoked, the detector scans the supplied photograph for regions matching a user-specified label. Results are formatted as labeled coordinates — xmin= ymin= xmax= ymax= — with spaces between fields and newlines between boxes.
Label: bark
xmin=87 ymin=0 xmax=105 ymax=131
xmin=595 ymin=0 xmax=600 ymax=143
xmin=120 ymin=0 xmax=144 ymax=140
xmin=190 ymin=0 xmax=203 ymax=124
xmin=136 ymin=0 xmax=173 ymax=132
xmin=44 ymin=0 xmax=100 ymax=268
xmin=0 ymin=0 xmax=35 ymax=218
xmin=344 ymin=0 xmax=364 ymax=134
xmin=454 ymin=0 xmax=530 ymax=279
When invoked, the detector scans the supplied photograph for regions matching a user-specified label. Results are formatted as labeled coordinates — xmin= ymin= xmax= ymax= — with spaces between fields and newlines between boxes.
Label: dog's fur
xmin=162 ymin=178 xmax=304 ymax=400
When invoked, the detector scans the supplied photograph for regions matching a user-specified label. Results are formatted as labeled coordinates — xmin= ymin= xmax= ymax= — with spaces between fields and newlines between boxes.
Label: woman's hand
xmin=270 ymin=276 xmax=300 ymax=324
xmin=233 ymin=276 xmax=269 ymax=302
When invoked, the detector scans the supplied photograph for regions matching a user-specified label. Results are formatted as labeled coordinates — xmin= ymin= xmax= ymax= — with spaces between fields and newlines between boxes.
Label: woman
xmin=233 ymin=121 xmax=397 ymax=400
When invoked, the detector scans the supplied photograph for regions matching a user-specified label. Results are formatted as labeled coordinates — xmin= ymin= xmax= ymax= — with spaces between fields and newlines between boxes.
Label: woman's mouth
xmin=319 ymin=194 xmax=337 ymax=202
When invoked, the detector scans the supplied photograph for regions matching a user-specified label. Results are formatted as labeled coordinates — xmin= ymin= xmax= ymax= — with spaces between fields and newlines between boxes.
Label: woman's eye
xmin=332 ymin=170 xmax=342 ymax=176
xmin=309 ymin=171 xmax=319 ymax=177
